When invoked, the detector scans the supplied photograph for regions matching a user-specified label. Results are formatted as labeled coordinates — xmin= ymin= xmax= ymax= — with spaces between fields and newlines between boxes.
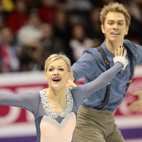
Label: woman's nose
xmin=53 ymin=70 xmax=59 ymax=76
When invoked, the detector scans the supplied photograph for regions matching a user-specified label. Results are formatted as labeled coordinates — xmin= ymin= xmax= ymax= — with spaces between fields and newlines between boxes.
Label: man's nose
xmin=113 ymin=23 xmax=118 ymax=29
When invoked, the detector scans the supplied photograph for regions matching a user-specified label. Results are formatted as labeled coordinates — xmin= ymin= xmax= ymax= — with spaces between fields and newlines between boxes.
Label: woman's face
xmin=44 ymin=59 xmax=69 ymax=90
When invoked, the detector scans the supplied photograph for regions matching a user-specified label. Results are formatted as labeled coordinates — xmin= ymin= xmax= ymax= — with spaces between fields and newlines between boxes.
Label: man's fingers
xmin=66 ymin=84 xmax=75 ymax=89
xmin=68 ymin=72 xmax=74 ymax=81
xmin=130 ymin=91 xmax=139 ymax=96
xmin=128 ymin=101 xmax=142 ymax=111
xmin=128 ymin=101 xmax=138 ymax=108
xmin=130 ymin=91 xmax=142 ymax=96
xmin=128 ymin=103 xmax=138 ymax=111
xmin=129 ymin=104 xmax=142 ymax=111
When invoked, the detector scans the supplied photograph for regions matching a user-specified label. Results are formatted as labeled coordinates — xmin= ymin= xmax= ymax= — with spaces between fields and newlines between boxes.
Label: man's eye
xmin=108 ymin=22 xmax=113 ymax=25
xmin=118 ymin=23 xmax=123 ymax=25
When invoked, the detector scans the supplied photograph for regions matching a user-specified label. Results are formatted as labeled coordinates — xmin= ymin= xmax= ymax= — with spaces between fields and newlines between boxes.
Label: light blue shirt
xmin=72 ymin=39 xmax=142 ymax=111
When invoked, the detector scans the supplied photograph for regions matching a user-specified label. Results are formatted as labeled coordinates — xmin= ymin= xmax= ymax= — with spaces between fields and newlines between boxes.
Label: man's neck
xmin=106 ymin=40 xmax=123 ymax=54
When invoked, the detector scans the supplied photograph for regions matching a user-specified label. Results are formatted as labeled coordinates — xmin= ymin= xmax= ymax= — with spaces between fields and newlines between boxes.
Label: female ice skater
xmin=0 ymin=47 xmax=127 ymax=142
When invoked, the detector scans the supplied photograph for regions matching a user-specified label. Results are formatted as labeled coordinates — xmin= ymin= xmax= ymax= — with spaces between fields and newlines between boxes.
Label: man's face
xmin=101 ymin=12 xmax=129 ymax=43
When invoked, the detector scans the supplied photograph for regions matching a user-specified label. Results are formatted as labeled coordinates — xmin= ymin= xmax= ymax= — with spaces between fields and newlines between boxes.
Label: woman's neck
xmin=46 ymin=87 xmax=66 ymax=103
xmin=46 ymin=87 xmax=67 ymax=114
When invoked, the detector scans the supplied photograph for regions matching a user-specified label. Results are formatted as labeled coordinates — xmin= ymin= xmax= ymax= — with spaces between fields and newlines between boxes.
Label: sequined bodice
xmin=39 ymin=89 xmax=76 ymax=142
xmin=40 ymin=89 xmax=73 ymax=118
xmin=40 ymin=113 xmax=76 ymax=142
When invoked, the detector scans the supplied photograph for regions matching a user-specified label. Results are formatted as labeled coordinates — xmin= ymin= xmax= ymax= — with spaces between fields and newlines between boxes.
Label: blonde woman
xmin=0 ymin=47 xmax=127 ymax=142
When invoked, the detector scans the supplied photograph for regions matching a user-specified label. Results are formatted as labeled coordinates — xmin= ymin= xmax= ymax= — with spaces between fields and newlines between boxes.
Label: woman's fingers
xmin=123 ymin=49 xmax=127 ymax=57
xmin=117 ymin=46 xmax=121 ymax=56
xmin=120 ymin=46 xmax=123 ymax=56
xmin=117 ymin=46 xmax=123 ymax=56
xmin=115 ymin=50 xmax=118 ymax=57
xmin=115 ymin=46 xmax=127 ymax=57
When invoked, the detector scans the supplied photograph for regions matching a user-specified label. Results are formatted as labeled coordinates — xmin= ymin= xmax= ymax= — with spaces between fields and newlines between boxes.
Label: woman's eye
xmin=59 ymin=68 xmax=64 ymax=71
xmin=49 ymin=68 xmax=53 ymax=71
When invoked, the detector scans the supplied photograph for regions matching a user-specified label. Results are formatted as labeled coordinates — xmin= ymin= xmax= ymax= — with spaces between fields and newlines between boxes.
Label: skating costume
xmin=0 ymin=62 xmax=123 ymax=142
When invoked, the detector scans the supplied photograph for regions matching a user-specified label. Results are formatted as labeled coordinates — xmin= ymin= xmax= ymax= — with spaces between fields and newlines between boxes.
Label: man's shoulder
xmin=81 ymin=47 xmax=103 ymax=63
xmin=124 ymin=39 xmax=136 ymax=47
xmin=83 ymin=47 xmax=99 ymax=56
xmin=124 ymin=39 xmax=137 ymax=53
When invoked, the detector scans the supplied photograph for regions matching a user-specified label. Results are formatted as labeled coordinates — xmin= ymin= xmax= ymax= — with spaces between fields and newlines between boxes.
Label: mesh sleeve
xmin=0 ymin=92 xmax=40 ymax=115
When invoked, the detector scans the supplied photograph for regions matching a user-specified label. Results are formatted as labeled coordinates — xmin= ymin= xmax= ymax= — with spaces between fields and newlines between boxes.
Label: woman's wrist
xmin=113 ymin=56 xmax=128 ymax=70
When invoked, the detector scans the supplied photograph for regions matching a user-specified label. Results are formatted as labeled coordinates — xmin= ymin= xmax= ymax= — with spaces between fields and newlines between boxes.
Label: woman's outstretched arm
xmin=0 ymin=92 xmax=39 ymax=114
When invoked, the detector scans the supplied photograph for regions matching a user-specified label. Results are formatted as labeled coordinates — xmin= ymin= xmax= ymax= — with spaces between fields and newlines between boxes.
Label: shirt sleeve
xmin=135 ymin=44 xmax=142 ymax=64
xmin=71 ymin=51 xmax=98 ymax=81
xmin=0 ymin=92 xmax=40 ymax=115
xmin=72 ymin=62 xmax=123 ymax=108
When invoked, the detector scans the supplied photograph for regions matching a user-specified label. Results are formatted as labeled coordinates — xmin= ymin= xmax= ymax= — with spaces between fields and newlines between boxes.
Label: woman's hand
xmin=128 ymin=91 xmax=142 ymax=111
xmin=113 ymin=46 xmax=128 ymax=70
xmin=115 ymin=46 xmax=127 ymax=57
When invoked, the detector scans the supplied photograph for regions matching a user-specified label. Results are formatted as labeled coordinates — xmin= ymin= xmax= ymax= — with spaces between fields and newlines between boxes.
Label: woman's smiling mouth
xmin=52 ymin=77 xmax=61 ymax=82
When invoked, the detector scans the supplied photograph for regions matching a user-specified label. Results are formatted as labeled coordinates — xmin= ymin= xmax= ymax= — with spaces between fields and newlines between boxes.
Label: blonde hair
xmin=44 ymin=53 xmax=71 ymax=72
xmin=100 ymin=2 xmax=131 ymax=27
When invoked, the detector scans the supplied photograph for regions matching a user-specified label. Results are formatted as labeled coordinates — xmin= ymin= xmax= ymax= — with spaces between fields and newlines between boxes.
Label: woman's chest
xmin=39 ymin=112 xmax=76 ymax=142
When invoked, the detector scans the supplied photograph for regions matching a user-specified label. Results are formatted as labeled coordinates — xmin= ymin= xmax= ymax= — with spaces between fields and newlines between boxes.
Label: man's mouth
xmin=111 ymin=32 xmax=120 ymax=35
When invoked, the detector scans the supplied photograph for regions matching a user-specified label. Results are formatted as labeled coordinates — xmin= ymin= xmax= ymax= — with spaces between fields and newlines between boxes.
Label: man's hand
xmin=66 ymin=72 xmax=77 ymax=89
xmin=128 ymin=91 xmax=142 ymax=111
